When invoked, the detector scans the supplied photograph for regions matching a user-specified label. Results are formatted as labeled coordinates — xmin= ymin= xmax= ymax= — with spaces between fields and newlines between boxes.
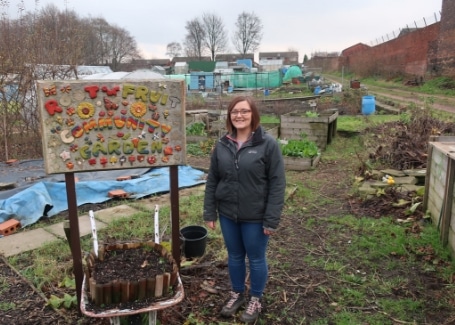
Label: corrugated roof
xmin=76 ymin=66 xmax=113 ymax=75
xmin=80 ymin=69 xmax=164 ymax=80
xmin=188 ymin=61 xmax=216 ymax=72
xmin=259 ymin=59 xmax=283 ymax=65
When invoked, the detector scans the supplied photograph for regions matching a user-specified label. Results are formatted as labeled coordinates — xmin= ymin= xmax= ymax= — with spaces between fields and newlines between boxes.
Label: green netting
xmin=166 ymin=74 xmax=190 ymax=85
xmin=231 ymin=71 xmax=282 ymax=88
xmin=166 ymin=71 xmax=282 ymax=89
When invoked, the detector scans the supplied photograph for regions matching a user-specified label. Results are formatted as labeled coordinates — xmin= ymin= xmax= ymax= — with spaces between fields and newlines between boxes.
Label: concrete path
xmin=0 ymin=204 xmax=140 ymax=257
xmin=0 ymin=185 xmax=206 ymax=257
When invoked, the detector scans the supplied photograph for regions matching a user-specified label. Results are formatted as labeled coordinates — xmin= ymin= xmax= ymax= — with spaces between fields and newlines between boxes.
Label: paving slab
xmin=45 ymin=215 xmax=108 ymax=239
xmin=0 ymin=228 xmax=59 ymax=257
xmin=94 ymin=204 xmax=141 ymax=224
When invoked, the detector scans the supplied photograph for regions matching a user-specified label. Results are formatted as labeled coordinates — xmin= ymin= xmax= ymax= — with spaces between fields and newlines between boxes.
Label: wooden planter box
xmin=186 ymin=123 xmax=280 ymax=142
xmin=262 ymin=122 xmax=280 ymax=139
xmin=283 ymin=154 xmax=321 ymax=171
xmin=83 ymin=241 xmax=179 ymax=308
xmin=280 ymin=109 xmax=338 ymax=150
xmin=423 ymin=136 xmax=455 ymax=255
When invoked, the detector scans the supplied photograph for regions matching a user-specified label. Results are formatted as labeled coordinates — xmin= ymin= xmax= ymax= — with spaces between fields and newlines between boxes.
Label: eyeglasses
xmin=230 ymin=109 xmax=251 ymax=116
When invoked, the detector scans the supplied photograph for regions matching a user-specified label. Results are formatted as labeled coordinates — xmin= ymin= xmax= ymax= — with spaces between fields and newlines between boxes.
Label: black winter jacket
xmin=203 ymin=126 xmax=286 ymax=229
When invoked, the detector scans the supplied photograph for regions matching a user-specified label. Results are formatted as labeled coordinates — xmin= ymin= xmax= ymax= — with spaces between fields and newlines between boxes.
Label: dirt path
xmin=326 ymin=75 xmax=455 ymax=114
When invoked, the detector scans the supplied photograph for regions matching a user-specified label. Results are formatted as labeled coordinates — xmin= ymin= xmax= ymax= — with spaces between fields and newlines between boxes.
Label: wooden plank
xmin=283 ymin=155 xmax=320 ymax=171
xmin=441 ymin=158 xmax=455 ymax=246
xmin=422 ymin=135 xmax=455 ymax=211
xmin=423 ymin=143 xmax=435 ymax=211
xmin=280 ymin=128 xmax=328 ymax=139
xmin=280 ymin=109 xmax=337 ymax=150
xmin=266 ymin=126 xmax=279 ymax=139
xmin=280 ymin=127 xmax=328 ymax=136
xmin=65 ymin=173 xmax=83 ymax=312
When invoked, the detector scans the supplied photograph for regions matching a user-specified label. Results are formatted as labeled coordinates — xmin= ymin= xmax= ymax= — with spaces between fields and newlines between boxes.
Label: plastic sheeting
xmin=283 ymin=65 xmax=303 ymax=82
xmin=0 ymin=161 xmax=206 ymax=228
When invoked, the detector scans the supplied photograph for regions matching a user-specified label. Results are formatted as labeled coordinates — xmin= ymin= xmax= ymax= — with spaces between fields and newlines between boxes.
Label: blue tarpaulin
xmin=0 ymin=160 xmax=206 ymax=227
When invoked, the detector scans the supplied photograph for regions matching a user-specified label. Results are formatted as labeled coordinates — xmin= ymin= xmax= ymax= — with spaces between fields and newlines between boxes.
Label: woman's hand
xmin=264 ymin=228 xmax=273 ymax=236
xmin=206 ymin=221 xmax=216 ymax=230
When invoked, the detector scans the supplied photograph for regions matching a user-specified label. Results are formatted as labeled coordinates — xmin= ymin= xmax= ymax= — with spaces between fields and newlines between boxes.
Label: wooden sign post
xmin=36 ymin=79 xmax=186 ymax=312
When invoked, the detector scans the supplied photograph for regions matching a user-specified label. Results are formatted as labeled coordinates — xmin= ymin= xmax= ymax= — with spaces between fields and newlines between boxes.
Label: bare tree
xmin=81 ymin=17 xmax=111 ymax=65
xmin=81 ymin=18 xmax=141 ymax=70
xmin=232 ymin=11 xmax=263 ymax=56
xmin=202 ymin=13 xmax=228 ymax=61
xmin=24 ymin=4 xmax=85 ymax=66
xmin=0 ymin=16 xmax=42 ymax=160
xmin=108 ymin=25 xmax=142 ymax=71
xmin=183 ymin=18 xmax=206 ymax=59
xmin=166 ymin=42 xmax=182 ymax=58
xmin=0 ymin=3 xmax=143 ymax=160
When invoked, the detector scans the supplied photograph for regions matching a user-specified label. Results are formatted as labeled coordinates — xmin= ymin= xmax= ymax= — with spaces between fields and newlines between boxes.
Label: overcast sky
xmin=8 ymin=0 xmax=442 ymax=61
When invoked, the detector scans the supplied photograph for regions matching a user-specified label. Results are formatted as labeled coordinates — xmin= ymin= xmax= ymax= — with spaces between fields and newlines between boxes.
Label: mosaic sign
xmin=36 ymin=80 xmax=186 ymax=174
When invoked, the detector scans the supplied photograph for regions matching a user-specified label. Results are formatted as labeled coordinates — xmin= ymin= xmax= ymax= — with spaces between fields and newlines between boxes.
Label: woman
xmin=203 ymin=95 xmax=286 ymax=323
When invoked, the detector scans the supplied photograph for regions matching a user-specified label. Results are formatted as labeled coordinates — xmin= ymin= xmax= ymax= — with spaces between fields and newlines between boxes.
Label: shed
xmin=259 ymin=59 xmax=283 ymax=72
xmin=188 ymin=61 xmax=216 ymax=73
xmin=237 ymin=59 xmax=253 ymax=69
xmin=174 ymin=62 xmax=188 ymax=75
xmin=189 ymin=72 xmax=214 ymax=91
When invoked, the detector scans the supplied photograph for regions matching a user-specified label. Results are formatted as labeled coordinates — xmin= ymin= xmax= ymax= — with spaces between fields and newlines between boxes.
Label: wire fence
xmin=368 ymin=11 xmax=441 ymax=46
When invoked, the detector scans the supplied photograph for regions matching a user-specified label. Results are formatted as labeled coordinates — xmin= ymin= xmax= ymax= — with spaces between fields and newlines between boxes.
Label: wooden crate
xmin=423 ymin=136 xmax=455 ymax=255
xmin=283 ymin=154 xmax=321 ymax=171
xmin=280 ymin=109 xmax=338 ymax=150
xmin=263 ymin=123 xmax=280 ymax=139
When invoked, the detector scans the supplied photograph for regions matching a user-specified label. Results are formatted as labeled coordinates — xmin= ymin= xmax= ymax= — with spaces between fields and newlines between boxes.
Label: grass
xmin=0 ymin=278 xmax=15 ymax=311
xmin=336 ymin=114 xmax=401 ymax=133
xmin=295 ymin=197 xmax=455 ymax=324
xmin=261 ymin=115 xmax=280 ymax=124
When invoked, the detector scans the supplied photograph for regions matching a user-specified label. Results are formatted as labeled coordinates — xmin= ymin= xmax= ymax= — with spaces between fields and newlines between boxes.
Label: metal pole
xmin=341 ymin=66 xmax=344 ymax=89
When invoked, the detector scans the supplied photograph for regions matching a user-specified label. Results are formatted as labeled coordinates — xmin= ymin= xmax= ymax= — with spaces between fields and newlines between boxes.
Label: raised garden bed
xmin=280 ymin=108 xmax=338 ymax=150
xmin=283 ymin=154 xmax=321 ymax=171
xmin=81 ymin=241 xmax=183 ymax=318
xmin=280 ymin=138 xmax=320 ymax=171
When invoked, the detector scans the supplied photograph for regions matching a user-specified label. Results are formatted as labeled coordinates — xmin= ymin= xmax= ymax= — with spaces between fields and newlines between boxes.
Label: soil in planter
xmin=85 ymin=247 xmax=176 ymax=314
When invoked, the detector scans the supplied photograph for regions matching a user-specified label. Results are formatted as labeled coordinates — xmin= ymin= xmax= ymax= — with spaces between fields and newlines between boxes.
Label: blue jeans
xmin=219 ymin=215 xmax=269 ymax=297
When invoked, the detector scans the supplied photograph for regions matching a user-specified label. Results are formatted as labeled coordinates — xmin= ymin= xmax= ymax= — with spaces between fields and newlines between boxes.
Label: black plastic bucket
xmin=180 ymin=226 xmax=208 ymax=258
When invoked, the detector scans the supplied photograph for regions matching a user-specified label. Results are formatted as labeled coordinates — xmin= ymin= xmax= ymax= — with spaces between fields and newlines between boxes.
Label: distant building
xmin=259 ymin=51 xmax=299 ymax=65
xmin=174 ymin=62 xmax=188 ymax=74
xmin=216 ymin=53 xmax=254 ymax=62
xmin=172 ymin=56 xmax=211 ymax=64
xmin=258 ymin=59 xmax=283 ymax=72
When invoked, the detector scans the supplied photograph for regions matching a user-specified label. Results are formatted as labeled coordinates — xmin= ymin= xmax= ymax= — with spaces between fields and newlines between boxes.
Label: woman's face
xmin=230 ymin=100 xmax=252 ymax=132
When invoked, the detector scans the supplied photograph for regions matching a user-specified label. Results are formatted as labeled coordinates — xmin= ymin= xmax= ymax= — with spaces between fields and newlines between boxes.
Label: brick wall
xmin=360 ymin=23 xmax=438 ymax=77
xmin=305 ymin=2 xmax=455 ymax=78
xmin=431 ymin=0 xmax=455 ymax=76
xmin=307 ymin=56 xmax=340 ymax=73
